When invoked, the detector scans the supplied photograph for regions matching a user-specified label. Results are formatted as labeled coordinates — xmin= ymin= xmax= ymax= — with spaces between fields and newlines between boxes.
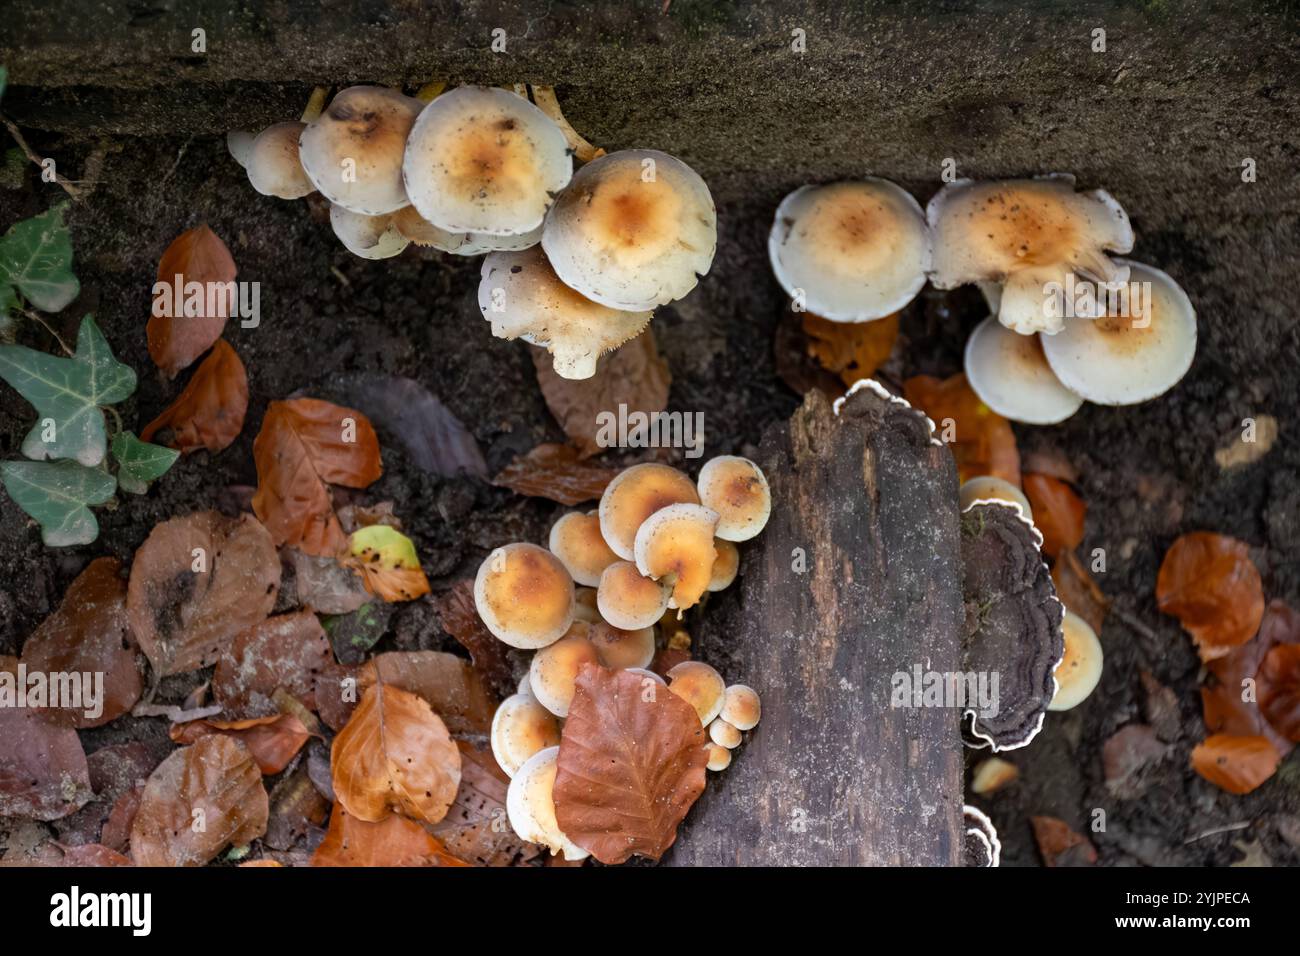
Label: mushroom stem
xmin=300 ymin=86 xmax=329 ymax=123
xmin=415 ymin=80 xmax=446 ymax=102
xmin=530 ymin=85 xmax=605 ymax=163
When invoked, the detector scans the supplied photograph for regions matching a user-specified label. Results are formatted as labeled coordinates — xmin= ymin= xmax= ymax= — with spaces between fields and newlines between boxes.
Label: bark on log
xmin=666 ymin=384 xmax=965 ymax=866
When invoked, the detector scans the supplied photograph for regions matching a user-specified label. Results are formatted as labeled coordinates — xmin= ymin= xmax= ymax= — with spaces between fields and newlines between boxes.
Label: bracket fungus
xmin=473 ymin=542 xmax=576 ymax=649
xmin=329 ymin=205 xmax=410 ymax=260
xmin=505 ymin=746 xmax=589 ymax=861
xmin=598 ymin=462 xmax=701 ymax=561
xmin=478 ymin=246 xmax=653 ymax=380
xmin=1047 ymin=610 xmax=1104 ymax=711
xmin=958 ymin=475 xmax=1033 ymax=521
xmin=244 ymin=121 xmax=315 ymax=200
xmin=963 ymin=805 xmax=1002 ymax=867
xmin=490 ymin=692 xmax=562 ymax=778
xmin=634 ymin=503 xmax=721 ymax=611
xmin=696 ymin=455 xmax=772 ymax=542
xmin=963 ymin=316 xmax=1083 ymax=424
xmin=1040 ymin=260 xmax=1197 ymax=405
xmin=768 ymin=179 xmax=931 ymax=322
xmin=299 ymin=86 xmax=424 ymax=216
xmin=542 ymin=148 xmax=717 ymax=311
xmin=596 ymin=560 xmax=673 ymax=631
xmin=960 ymin=500 xmax=1065 ymax=751
xmin=927 ymin=176 xmax=1134 ymax=335
xmin=666 ymin=660 xmax=727 ymax=726
xmin=403 ymin=85 xmax=572 ymax=237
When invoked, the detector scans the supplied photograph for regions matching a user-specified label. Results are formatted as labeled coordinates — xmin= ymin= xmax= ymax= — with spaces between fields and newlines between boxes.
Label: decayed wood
xmin=666 ymin=385 xmax=965 ymax=866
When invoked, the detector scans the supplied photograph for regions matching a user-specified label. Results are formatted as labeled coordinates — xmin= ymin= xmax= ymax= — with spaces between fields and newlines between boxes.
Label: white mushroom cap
xmin=505 ymin=746 xmax=589 ymax=860
xmin=329 ymin=205 xmax=410 ymax=259
xmin=705 ymin=743 xmax=732 ymax=772
xmin=719 ymin=684 xmax=761 ymax=730
xmin=768 ymin=179 xmax=930 ymax=322
xmin=1040 ymin=260 xmax=1197 ymax=405
xmin=547 ymin=511 xmax=620 ymax=587
xmin=927 ymin=176 xmax=1134 ymax=290
xmin=491 ymin=692 xmax=561 ymax=777
xmin=963 ymin=316 xmax=1084 ymax=424
xmin=227 ymin=130 xmax=255 ymax=168
xmin=474 ymin=542 xmax=576 ymax=649
xmin=478 ymin=246 xmax=653 ymax=380
xmin=958 ymin=475 xmax=1033 ymax=520
xmin=696 ymin=455 xmax=772 ymax=542
xmin=589 ymin=621 xmax=656 ymax=670
xmin=542 ymin=148 xmax=717 ymax=311
xmin=1048 ymin=610 xmax=1104 ymax=711
xmin=402 ymin=85 xmax=572 ymax=237
xmin=299 ymin=86 xmax=424 ymax=215
xmin=391 ymin=205 xmax=544 ymax=255
xmin=706 ymin=539 xmax=740 ymax=592
xmin=529 ymin=625 xmax=600 ymax=717
xmin=666 ymin=660 xmax=726 ymax=726
xmin=596 ymin=560 xmax=672 ymax=631
xmin=634 ymin=503 xmax=720 ymax=611
xmin=708 ymin=718 xmax=742 ymax=749
xmin=245 ymin=121 xmax=315 ymax=200
xmin=598 ymin=463 xmax=700 ymax=561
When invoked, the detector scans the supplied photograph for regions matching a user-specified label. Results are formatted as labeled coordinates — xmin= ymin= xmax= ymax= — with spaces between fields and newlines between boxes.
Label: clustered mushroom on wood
xmin=230 ymin=83 xmax=716 ymax=381
xmin=474 ymin=457 xmax=770 ymax=860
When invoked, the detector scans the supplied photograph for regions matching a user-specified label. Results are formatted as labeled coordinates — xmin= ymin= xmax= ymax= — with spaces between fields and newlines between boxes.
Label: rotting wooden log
xmin=666 ymin=383 xmax=965 ymax=866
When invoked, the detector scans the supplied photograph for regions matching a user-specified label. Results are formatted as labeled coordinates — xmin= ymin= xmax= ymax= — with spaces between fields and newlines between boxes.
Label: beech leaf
xmin=211 ymin=609 xmax=334 ymax=719
xmin=358 ymin=650 xmax=497 ymax=736
xmin=1 ymin=458 xmax=116 ymax=546
xmin=312 ymin=808 xmax=468 ymax=867
xmin=1258 ymin=643 xmax=1300 ymax=742
xmin=339 ymin=374 xmax=487 ymax=477
xmin=141 ymin=338 xmax=249 ymax=454
xmin=111 ymin=431 xmax=179 ymax=495
xmin=0 ymin=707 xmax=93 ymax=820
xmin=0 ymin=203 xmax=79 ymax=312
xmin=147 ymin=225 xmax=237 ymax=377
xmin=1191 ymin=734 xmax=1280 ymax=795
xmin=434 ymin=579 xmax=516 ymax=700
xmin=903 ymin=372 xmax=1020 ymax=486
xmin=1157 ymin=532 xmax=1265 ymax=661
xmin=170 ymin=714 xmax=312 ymax=775
xmin=1023 ymin=473 xmax=1086 ymax=556
xmin=433 ymin=741 xmax=540 ymax=867
xmin=342 ymin=525 xmax=431 ymax=603
xmin=1029 ymin=815 xmax=1098 ymax=867
xmin=802 ymin=311 xmax=899 ymax=386
xmin=493 ymin=442 xmax=620 ymax=505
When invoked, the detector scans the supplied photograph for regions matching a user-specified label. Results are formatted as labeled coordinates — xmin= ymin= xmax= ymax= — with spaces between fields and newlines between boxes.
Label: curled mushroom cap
xmin=474 ymin=542 xmax=576 ymax=649
xmin=245 ymin=122 xmax=315 ymax=199
xmin=597 ymin=560 xmax=672 ymax=631
xmin=329 ymin=205 xmax=410 ymax=260
xmin=708 ymin=718 xmax=742 ymax=749
xmin=963 ymin=805 xmax=1002 ymax=867
xmin=598 ymin=463 xmax=701 ymax=561
xmin=479 ymin=247 xmax=653 ymax=380
xmin=393 ymin=205 xmax=543 ymax=254
xmin=705 ymin=743 xmax=732 ymax=772
xmin=697 ymin=455 xmax=772 ymax=542
xmin=589 ymin=620 xmax=656 ymax=670
xmin=963 ymin=316 xmax=1083 ymax=425
xmin=769 ymin=179 xmax=930 ymax=322
xmin=634 ymin=503 xmax=720 ymax=611
xmin=403 ymin=85 xmax=572 ymax=237
xmin=491 ymin=692 xmax=561 ymax=777
xmin=299 ymin=86 xmax=423 ymax=215
xmin=707 ymin=539 xmax=740 ymax=592
xmin=542 ymin=148 xmax=717 ymax=311
xmin=1048 ymin=610 xmax=1104 ymax=711
xmin=1040 ymin=260 xmax=1197 ymax=405
xmin=547 ymin=511 xmax=621 ymax=587
xmin=719 ymin=684 xmax=761 ymax=731
xmin=958 ymin=475 xmax=1033 ymax=521
xmin=529 ymin=625 xmax=600 ymax=717
xmin=505 ymin=746 xmax=589 ymax=860
xmin=666 ymin=660 xmax=726 ymax=726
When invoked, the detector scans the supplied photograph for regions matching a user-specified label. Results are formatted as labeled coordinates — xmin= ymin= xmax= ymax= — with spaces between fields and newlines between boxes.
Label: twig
xmin=1112 ymin=605 xmax=1161 ymax=643
xmin=1 ymin=114 xmax=85 ymax=200
xmin=132 ymin=701 xmax=224 ymax=723
xmin=1185 ymin=821 xmax=1250 ymax=844
xmin=18 ymin=306 xmax=73 ymax=355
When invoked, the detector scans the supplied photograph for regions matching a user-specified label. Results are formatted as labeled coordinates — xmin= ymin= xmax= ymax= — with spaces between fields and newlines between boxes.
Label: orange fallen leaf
xmin=1051 ymin=549 xmax=1110 ymax=636
xmin=1023 ymin=473 xmax=1086 ymax=556
xmin=312 ymin=808 xmax=468 ymax=867
xmin=142 ymin=339 xmax=249 ymax=454
xmin=1029 ymin=816 xmax=1097 ymax=867
xmin=1258 ymin=643 xmax=1300 ymax=742
xmin=252 ymin=398 xmax=382 ymax=556
xmin=1191 ymin=734 xmax=1280 ymax=794
xmin=341 ymin=525 xmax=430 ymax=603
xmin=170 ymin=714 xmax=312 ymax=775
xmin=903 ymin=373 xmax=1020 ymax=486
xmin=493 ymin=443 xmax=620 ymax=505
xmin=1157 ymin=532 xmax=1265 ymax=662
xmin=802 ymin=312 xmax=899 ymax=387
xmin=148 ymin=225 xmax=238 ymax=378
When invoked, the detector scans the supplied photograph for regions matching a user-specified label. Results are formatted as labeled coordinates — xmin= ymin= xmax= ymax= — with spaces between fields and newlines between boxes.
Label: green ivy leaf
xmin=111 ymin=431 xmax=179 ymax=494
xmin=0 ymin=458 xmax=116 ymax=547
xmin=0 ymin=204 xmax=80 ymax=313
xmin=0 ymin=314 xmax=136 ymax=466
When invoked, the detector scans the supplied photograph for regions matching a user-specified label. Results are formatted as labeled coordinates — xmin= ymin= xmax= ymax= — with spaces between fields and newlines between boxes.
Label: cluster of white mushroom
xmin=769 ymin=175 xmax=1197 ymax=424
xmin=474 ymin=457 xmax=770 ymax=858
xmin=229 ymin=83 xmax=717 ymax=381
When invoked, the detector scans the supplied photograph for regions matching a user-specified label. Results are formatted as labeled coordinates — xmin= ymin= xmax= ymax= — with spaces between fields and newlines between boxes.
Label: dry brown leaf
xmin=1051 ymin=549 xmax=1110 ymax=636
xmin=130 ymin=735 xmax=268 ymax=866
xmin=170 ymin=714 xmax=312 ymax=775
xmin=312 ymin=808 xmax=468 ymax=867
xmin=1030 ymin=816 xmax=1098 ymax=867
xmin=126 ymin=511 xmax=281 ymax=676
xmin=1023 ymin=473 xmax=1086 ymax=556
xmin=20 ymin=557 xmax=142 ymax=728
xmin=252 ymin=398 xmax=383 ymax=556
xmin=531 ymin=330 xmax=671 ymax=458
xmin=265 ymin=764 xmax=330 ymax=851
xmin=148 ymin=225 xmax=238 ymax=378
xmin=1191 ymin=734 xmax=1280 ymax=795
xmin=211 ymin=609 xmax=333 ymax=719
xmin=1201 ymin=602 xmax=1295 ymax=758
xmin=553 ymin=664 xmax=707 ymax=864
xmin=493 ymin=443 xmax=620 ymax=505
xmin=288 ymin=550 xmax=371 ymax=616
xmin=434 ymin=580 xmax=516 ymax=701
xmin=0 ymin=708 xmax=93 ymax=821
xmin=142 ymin=339 xmax=249 ymax=454
xmin=331 ymin=682 xmax=462 ymax=824
xmin=802 ymin=312 xmax=899 ymax=387
xmin=433 ymin=740 xmax=540 ymax=867
xmin=1258 ymin=644 xmax=1300 ymax=742
xmin=358 ymin=651 xmax=497 ymax=736
xmin=903 ymin=373 xmax=1020 ymax=486
xmin=1157 ymin=532 xmax=1265 ymax=662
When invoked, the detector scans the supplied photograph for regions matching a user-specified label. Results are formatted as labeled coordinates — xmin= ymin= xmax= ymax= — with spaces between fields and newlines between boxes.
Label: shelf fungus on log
xmin=962 ymin=805 xmax=1002 ymax=867
xmin=959 ymin=499 xmax=1065 ymax=751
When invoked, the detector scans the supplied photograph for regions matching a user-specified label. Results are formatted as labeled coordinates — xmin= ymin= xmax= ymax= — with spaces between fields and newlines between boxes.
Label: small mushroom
xmin=244 ymin=122 xmax=315 ymax=199
xmin=542 ymin=148 xmax=717 ymax=311
xmin=299 ymin=86 xmax=424 ymax=215
xmin=768 ymin=179 xmax=930 ymax=322
xmin=1040 ymin=260 xmax=1197 ymax=405
xmin=963 ymin=805 xmax=1001 ymax=867
xmin=705 ymin=743 xmax=732 ymax=772
xmin=598 ymin=463 xmax=701 ymax=561
xmin=706 ymin=539 xmax=740 ymax=592
xmin=402 ymin=85 xmax=572 ymax=236
xmin=596 ymin=560 xmax=672 ymax=631
xmin=490 ymin=692 xmax=562 ymax=778
xmin=927 ymin=176 xmax=1134 ymax=335
xmin=505 ymin=746 xmax=589 ymax=860
xmin=478 ymin=246 xmax=652 ymax=380
xmin=474 ymin=542 xmax=576 ymax=649
xmin=392 ymin=205 xmax=543 ymax=254
xmin=719 ymin=684 xmax=761 ymax=731
xmin=588 ymin=620 xmax=656 ymax=670
xmin=1048 ymin=610 xmax=1104 ymax=711
xmin=696 ymin=455 xmax=772 ymax=542
xmin=958 ymin=475 xmax=1033 ymax=521
xmin=963 ymin=316 xmax=1083 ymax=424
xmin=227 ymin=130 xmax=255 ymax=168
xmin=708 ymin=718 xmax=742 ymax=749
xmin=529 ymin=625 xmax=601 ymax=717
xmin=329 ymin=205 xmax=410 ymax=259
xmin=970 ymin=757 xmax=1020 ymax=796
xmin=548 ymin=511 xmax=621 ymax=587
xmin=666 ymin=660 xmax=726 ymax=726
xmin=634 ymin=503 xmax=720 ymax=611
xmin=572 ymin=586 xmax=602 ymax=623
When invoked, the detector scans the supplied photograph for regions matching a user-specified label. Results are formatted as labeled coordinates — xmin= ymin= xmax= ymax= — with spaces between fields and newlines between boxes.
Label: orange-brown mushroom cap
xmin=596 ymin=560 xmax=672 ymax=631
xmin=719 ymin=684 xmax=761 ymax=731
xmin=598 ymin=462 xmax=701 ymax=561
xmin=697 ymin=456 xmax=771 ymax=543
xmin=474 ymin=542 xmax=576 ymax=649
xmin=246 ymin=121 xmax=315 ymax=200
xmin=705 ymin=743 xmax=732 ymax=772
xmin=548 ymin=511 xmax=621 ymax=587
xmin=707 ymin=539 xmax=740 ymax=592
xmin=1048 ymin=610 xmax=1104 ymax=711
xmin=588 ymin=620 xmax=656 ymax=670
xmin=634 ymin=503 xmax=720 ymax=611
xmin=491 ymin=692 xmax=562 ymax=777
xmin=529 ymin=624 xmax=601 ymax=717
xmin=666 ymin=660 xmax=726 ymax=726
